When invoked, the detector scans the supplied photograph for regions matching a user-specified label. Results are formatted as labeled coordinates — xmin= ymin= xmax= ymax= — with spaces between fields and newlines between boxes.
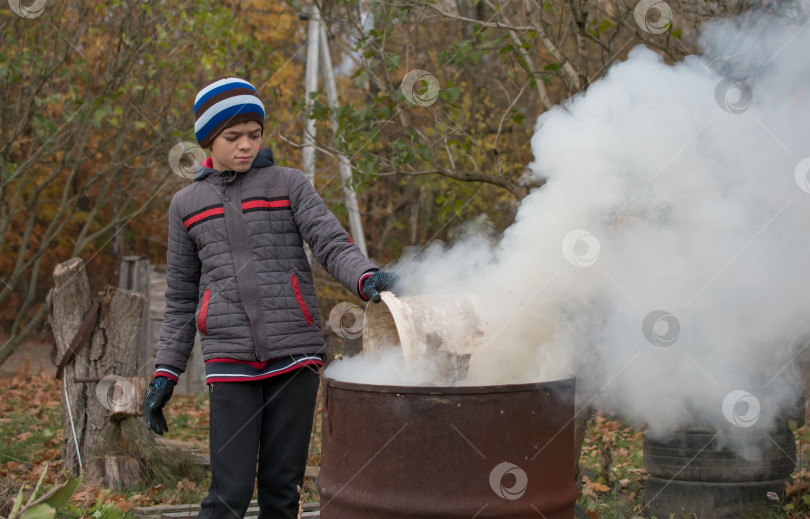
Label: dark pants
xmin=197 ymin=368 xmax=320 ymax=519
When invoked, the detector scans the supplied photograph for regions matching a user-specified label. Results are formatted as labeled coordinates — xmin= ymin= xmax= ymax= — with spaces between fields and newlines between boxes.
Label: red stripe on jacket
xmin=206 ymin=358 xmax=270 ymax=369
xmin=184 ymin=207 xmax=224 ymax=228
xmin=205 ymin=359 xmax=323 ymax=384
xmin=358 ymin=271 xmax=374 ymax=301
xmin=197 ymin=288 xmax=210 ymax=335
xmin=290 ymin=274 xmax=314 ymax=325
xmin=241 ymin=199 xmax=291 ymax=211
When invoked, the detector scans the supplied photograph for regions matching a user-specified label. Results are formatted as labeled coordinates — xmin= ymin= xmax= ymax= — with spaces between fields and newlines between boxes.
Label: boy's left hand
xmin=144 ymin=377 xmax=175 ymax=435
xmin=362 ymin=271 xmax=398 ymax=303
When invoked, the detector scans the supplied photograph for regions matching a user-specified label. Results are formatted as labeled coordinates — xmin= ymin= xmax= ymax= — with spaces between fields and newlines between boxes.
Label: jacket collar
xmin=194 ymin=147 xmax=275 ymax=181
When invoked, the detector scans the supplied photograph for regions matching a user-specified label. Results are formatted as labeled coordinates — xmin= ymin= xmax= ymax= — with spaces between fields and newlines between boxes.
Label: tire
xmin=643 ymin=427 xmax=795 ymax=482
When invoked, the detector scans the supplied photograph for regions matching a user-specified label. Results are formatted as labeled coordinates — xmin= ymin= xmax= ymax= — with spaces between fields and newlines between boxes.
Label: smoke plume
xmin=327 ymin=11 xmax=810 ymax=435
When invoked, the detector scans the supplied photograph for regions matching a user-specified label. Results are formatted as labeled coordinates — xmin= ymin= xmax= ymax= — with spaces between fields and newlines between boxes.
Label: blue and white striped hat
xmin=194 ymin=77 xmax=265 ymax=147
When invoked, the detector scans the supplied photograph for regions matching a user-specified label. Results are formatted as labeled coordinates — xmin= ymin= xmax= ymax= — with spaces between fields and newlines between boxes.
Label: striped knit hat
xmin=194 ymin=78 xmax=265 ymax=148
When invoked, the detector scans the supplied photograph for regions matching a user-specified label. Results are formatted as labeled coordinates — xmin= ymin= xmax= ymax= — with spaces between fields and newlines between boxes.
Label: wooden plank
xmin=134 ymin=501 xmax=319 ymax=519
xmin=152 ymin=439 xmax=320 ymax=479
xmin=133 ymin=503 xmax=198 ymax=519
xmin=160 ymin=506 xmax=320 ymax=518
xmin=154 ymin=438 xmax=199 ymax=450
xmin=163 ymin=507 xmax=258 ymax=518
xmin=162 ymin=510 xmax=319 ymax=519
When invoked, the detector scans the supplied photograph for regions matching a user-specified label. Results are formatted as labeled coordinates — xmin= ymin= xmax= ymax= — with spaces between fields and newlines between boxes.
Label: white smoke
xmin=328 ymin=11 xmax=810 ymax=435
xmin=325 ymin=345 xmax=449 ymax=386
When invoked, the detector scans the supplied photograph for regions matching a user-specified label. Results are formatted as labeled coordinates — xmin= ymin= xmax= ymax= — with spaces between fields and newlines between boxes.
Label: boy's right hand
xmin=144 ymin=377 xmax=175 ymax=435
xmin=361 ymin=270 xmax=399 ymax=303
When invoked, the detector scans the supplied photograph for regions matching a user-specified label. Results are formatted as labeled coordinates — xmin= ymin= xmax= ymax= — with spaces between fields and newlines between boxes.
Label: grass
xmin=3 ymin=361 xmax=810 ymax=518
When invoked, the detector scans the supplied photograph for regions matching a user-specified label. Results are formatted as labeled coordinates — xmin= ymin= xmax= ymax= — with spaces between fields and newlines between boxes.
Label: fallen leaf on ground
xmin=787 ymin=479 xmax=810 ymax=498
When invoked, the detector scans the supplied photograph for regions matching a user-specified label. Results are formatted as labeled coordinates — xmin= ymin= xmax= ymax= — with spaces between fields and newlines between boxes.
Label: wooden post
xmin=147 ymin=265 xmax=206 ymax=395
xmin=119 ymin=256 xmax=151 ymax=377
xmin=48 ymin=257 xmax=150 ymax=485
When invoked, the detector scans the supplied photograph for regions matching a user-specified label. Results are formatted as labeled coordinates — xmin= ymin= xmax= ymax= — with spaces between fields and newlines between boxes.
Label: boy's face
xmin=208 ymin=120 xmax=262 ymax=172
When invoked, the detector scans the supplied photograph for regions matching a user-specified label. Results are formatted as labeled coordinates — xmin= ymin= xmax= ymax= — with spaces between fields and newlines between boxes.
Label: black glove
xmin=144 ymin=377 xmax=174 ymax=435
xmin=361 ymin=270 xmax=398 ymax=303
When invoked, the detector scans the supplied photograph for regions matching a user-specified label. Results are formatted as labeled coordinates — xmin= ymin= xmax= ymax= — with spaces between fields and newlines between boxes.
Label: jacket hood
xmin=194 ymin=147 xmax=275 ymax=181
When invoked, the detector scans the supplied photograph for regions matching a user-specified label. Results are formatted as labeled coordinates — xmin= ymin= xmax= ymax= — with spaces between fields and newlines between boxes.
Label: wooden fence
xmin=119 ymin=257 xmax=205 ymax=395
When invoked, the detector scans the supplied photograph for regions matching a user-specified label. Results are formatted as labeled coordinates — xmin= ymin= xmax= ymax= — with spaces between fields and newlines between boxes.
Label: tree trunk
xmin=48 ymin=257 xmax=149 ymax=484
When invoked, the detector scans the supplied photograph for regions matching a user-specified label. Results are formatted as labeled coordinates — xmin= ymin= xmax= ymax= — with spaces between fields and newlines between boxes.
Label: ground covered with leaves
xmin=0 ymin=361 xmax=319 ymax=518
xmin=2 ymin=362 xmax=810 ymax=518
xmin=575 ymin=413 xmax=810 ymax=518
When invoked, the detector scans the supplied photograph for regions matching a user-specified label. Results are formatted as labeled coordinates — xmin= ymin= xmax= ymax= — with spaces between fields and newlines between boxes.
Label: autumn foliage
xmin=0 ymin=0 xmax=306 ymax=361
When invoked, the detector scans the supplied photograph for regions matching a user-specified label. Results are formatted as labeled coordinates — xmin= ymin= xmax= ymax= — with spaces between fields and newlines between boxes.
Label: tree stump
xmin=47 ymin=257 xmax=150 ymax=485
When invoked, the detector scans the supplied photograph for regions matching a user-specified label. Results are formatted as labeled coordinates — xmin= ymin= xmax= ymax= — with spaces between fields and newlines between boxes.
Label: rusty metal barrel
xmin=317 ymin=376 xmax=579 ymax=519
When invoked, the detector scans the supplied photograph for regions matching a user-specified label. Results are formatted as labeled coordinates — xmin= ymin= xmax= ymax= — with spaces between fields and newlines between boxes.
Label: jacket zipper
xmin=221 ymin=170 xmax=235 ymax=201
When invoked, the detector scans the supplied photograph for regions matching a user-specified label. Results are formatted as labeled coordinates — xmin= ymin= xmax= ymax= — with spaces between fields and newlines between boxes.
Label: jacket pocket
xmin=198 ymin=288 xmax=211 ymax=335
xmin=290 ymin=274 xmax=314 ymax=326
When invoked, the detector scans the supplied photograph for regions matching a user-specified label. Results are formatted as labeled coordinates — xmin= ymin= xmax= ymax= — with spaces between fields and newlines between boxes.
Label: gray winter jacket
xmin=155 ymin=148 xmax=376 ymax=373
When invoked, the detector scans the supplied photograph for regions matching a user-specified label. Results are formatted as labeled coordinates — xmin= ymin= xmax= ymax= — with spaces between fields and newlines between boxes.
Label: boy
xmin=144 ymin=77 xmax=395 ymax=518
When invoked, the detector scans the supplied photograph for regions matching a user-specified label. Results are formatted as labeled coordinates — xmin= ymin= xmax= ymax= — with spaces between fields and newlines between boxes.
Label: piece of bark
xmin=104 ymin=455 xmax=143 ymax=490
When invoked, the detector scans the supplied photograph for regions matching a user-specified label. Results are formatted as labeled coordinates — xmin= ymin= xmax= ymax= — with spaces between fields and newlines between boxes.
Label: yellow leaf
xmin=590 ymin=482 xmax=611 ymax=492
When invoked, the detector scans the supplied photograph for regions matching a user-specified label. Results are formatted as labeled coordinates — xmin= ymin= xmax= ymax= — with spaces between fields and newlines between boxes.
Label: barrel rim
xmin=322 ymin=375 xmax=576 ymax=395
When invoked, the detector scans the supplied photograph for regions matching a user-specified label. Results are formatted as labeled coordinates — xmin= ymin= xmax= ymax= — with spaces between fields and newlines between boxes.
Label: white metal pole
xmin=318 ymin=23 xmax=368 ymax=257
xmin=302 ymin=6 xmax=320 ymax=186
